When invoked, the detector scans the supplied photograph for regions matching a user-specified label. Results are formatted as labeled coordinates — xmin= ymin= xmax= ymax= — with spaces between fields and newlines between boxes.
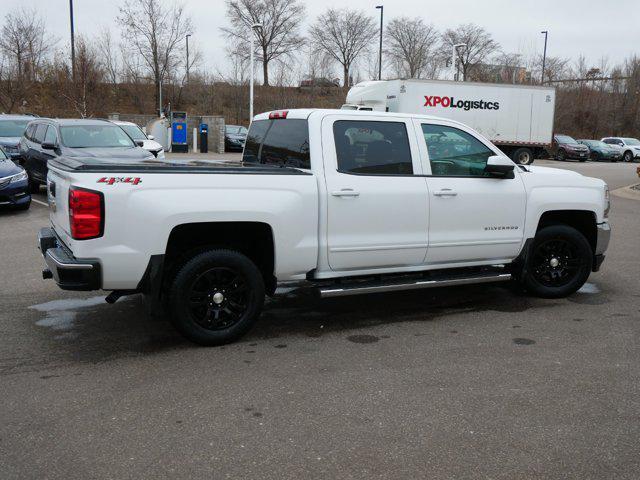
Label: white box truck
xmin=343 ymin=79 xmax=556 ymax=165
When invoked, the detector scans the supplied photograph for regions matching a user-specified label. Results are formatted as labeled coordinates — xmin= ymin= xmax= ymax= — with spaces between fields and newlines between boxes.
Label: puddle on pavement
xmin=577 ymin=283 xmax=601 ymax=294
xmin=30 ymin=296 xmax=108 ymax=332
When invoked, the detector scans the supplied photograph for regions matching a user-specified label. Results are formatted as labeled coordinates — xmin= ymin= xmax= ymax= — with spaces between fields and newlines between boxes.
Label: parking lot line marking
xmin=32 ymin=198 xmax=49 ymax=207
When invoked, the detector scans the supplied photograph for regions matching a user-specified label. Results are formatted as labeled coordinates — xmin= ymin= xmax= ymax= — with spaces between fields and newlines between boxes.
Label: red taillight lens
xmin=269 ymin=110 xmax=289 ymax=119
xmin=69 ymin=187 xmax=104 ymax=240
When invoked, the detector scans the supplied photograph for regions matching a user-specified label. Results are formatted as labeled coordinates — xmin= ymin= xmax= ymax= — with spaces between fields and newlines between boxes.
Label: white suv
xmin=601 ymin=137 xmax=640 ymax=162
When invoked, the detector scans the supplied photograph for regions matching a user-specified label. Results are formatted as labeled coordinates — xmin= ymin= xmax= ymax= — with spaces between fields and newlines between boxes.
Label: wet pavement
xmin=1 ymin=160 xmax=639 ymax=479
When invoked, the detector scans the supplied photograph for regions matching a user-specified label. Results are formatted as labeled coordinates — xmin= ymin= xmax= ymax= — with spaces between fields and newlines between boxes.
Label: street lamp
xmin=451 ymin=43 xmax=466 ymax=81
xmin=541 ymin=31 xmax=548 ymax=85
xmin=185 ymin=34 xmax=192 ymax=83
xmin=375 ymin=5 xmax=383 ymax=81
xmin=69 ymin=0 xmax=75 ymax=80
xmin=249 ymin=23 xmax=263 ymax=122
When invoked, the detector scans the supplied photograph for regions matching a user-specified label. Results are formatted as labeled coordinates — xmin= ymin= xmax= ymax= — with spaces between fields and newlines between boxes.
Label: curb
xmin=612 ymin=183 xmax=640 ymax=201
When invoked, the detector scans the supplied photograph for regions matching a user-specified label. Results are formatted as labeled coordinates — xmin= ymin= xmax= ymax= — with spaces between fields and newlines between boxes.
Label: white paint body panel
xmin=47 ymin=109 xmax=607 ymax=290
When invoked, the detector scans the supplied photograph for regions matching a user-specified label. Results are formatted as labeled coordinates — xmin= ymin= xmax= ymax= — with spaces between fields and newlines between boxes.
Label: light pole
xmin=249 ymin=23 xmax=262 ymax=122
xmin=541 ymin=30 xmax=548 ymax=84
xmin=375 ymin=5 xmax=383 ymax=81
xmin=185 ymin=34 xmax=191 ymax=83
xmin=451 ymin=43 xmax=466 ymax=81
xmin=69 ymin=0 xmax=75 ymax=80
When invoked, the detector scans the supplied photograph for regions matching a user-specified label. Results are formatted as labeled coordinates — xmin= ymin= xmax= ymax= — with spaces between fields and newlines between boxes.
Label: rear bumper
xmin=593 ymin=221 xmax=611 ymax=272
xmin=38 ymin=227 xmax=102 ymax=291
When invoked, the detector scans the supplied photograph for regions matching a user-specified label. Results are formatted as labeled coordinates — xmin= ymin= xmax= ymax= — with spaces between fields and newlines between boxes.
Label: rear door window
xmin=242 ymin=119 xmax=310 ymax=169
xmin=333 ymin=120 xmax=413 ymax=175
xmin=34 ymin=124 xmax=48 ymax=144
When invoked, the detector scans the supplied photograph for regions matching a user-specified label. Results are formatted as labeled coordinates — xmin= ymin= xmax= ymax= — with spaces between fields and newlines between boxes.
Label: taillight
xmin=269 ymin=110 xmax=289 ymax=119
xmin=69 ymin=187 xmax=104 ymax=240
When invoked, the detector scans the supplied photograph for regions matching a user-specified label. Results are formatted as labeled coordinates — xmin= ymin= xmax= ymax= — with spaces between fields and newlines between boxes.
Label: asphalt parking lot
xmin=1 ymin=159 xmax=639 ymax=479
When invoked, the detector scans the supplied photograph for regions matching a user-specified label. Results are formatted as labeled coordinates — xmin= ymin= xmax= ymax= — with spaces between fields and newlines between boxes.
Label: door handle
xmin=433 ymin=189 xmax=458 ymax=197
xmin=331 ymin=189 xmax=360 ymax=197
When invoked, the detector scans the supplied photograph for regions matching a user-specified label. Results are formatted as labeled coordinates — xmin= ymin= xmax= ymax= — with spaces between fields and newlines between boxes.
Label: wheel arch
xmin=536 ymin=210 xmax=597 ymax=253
xmin=163 ymin=221 xmax=277 ymax=294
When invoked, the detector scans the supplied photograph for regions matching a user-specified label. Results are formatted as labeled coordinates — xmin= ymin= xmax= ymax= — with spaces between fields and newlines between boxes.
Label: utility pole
xmin=185 ymin=34 xmax=191 ymax=83
xmin=451 ymin=43 xmax=466 ymax=81
xmin=249 ymin=23 xmax=263 ymax=122
xmin=541 ymin=31 xmax=548 ymax=85
xmin=69 ymin=0 xmax=76 ymax=80
xmin=375 ymin=5 xmax=383 ymax=80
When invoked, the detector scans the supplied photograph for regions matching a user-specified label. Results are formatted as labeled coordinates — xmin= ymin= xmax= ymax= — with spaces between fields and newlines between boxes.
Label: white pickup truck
xmin=38 ymin=109 xmax=611 ymax=345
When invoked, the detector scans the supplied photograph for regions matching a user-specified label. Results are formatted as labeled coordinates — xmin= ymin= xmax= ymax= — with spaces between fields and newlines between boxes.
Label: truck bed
xmin=48 ymin=156 xmax=310 ymax=175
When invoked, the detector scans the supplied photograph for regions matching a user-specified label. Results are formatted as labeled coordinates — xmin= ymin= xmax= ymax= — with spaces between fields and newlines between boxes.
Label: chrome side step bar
xmin=319 ymin=273 xmax=512 ymax=298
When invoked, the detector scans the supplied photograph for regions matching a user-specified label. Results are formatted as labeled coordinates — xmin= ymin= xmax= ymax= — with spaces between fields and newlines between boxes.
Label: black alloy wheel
xmin=187 ymin=267 xmax=249 ymax=331
xmin=531 ymin=238 xmax=584 ymax=288
xmin=169 ymin=249 xmax=265 ymax=345
xmin=522 ymin=225 xmax=592 ymax=298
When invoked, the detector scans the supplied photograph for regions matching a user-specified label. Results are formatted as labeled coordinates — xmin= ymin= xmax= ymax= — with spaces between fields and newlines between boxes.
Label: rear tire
xmin=522 ymin=225 xmax=592 ymax=298
xmin=513 ymin=147 xmax=534 ymax=165
xmin=168 ymin=249 xmax=264 ymax=346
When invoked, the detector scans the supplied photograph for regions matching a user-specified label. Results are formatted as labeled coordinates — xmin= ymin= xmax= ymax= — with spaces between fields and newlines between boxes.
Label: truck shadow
xmin=26 ymin=282 xmax=559 ymax=368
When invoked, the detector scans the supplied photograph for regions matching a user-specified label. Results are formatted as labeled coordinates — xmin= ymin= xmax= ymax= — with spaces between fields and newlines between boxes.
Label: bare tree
xmin=117 ymin=0 xmax=193 ymax=109
xmin=59 ymin=37 xmax=106 ymax=117
xmin=310 ymin=8 xmax=378 ymax=87
xmin=441 ymin=23 xmax=499 ymax=81
xmin=222 ymin=0 xmax=305 ymax=87
xmin=386 ymin=17 xmax=439 ymax=79
xmin=0 ymin=7 xmax=53 ymax=111
xmin=97 ymin=28 xmax=120 ymax=100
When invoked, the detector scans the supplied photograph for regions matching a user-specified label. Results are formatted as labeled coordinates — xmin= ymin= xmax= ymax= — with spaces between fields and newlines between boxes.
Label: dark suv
xmin=549 ymin=134 xmax=589 ymax=162
xmin=19 ymin=118 xmax=153 ymax=192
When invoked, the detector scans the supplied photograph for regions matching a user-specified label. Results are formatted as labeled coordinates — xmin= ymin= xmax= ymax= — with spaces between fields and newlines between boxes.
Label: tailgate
xmin=46 ymin=166 xmax=74 ymax=244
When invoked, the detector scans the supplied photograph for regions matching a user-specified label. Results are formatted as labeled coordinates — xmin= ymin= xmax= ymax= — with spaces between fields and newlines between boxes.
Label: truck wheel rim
xmin=532 ymin=239 xmax=583 ymax=287
xmin=518 ymin=152 xmax=531 ymax=164
xmin=187 ymin=267 xmax=249 ymax=330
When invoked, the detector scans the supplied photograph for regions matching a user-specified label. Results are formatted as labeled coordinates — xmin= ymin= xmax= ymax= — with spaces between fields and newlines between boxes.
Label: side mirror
xmin=485 ymin=155 xmax=515 ymax=178
xmin=41 ymin=142 xmax=57 ymax=150
xmin=147 ymin=135 xmax=154 ymax=140
xmin=135 ymin=140 xmax=144 ymax=147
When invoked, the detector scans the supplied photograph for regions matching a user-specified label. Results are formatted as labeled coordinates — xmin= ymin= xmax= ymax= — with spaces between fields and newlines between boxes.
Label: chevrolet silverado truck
xmin=38 ymin=109 xmax=611 ymax=345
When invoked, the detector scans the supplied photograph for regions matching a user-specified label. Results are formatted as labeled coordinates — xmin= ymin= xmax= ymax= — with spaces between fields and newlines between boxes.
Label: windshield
xmin=623 ymin=138 xmax=640 ymax=146
xmin=119 ymin=124 xmax=147 ymax=141
xmin=580 ymin=140 xmax=606 ymax=147
xmin=60 ymin=125 xmax=136 ymax=148
xmin=556 ymin=135 xmax=577 ymax=144
xmin=226 ymin=126 xmax=247 ymax=135
xmin=0 ymin=119 xmax=30 ymax=137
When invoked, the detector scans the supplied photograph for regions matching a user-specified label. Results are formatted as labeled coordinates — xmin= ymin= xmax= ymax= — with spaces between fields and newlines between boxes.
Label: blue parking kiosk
xmin=171 ymin=111 xmax=188 ymax=153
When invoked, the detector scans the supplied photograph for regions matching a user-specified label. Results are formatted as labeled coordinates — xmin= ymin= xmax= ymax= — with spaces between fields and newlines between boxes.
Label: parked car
xmin=112 ymin=120 xmax=165 ymax=158
xmin=20 ymin=118 xmax=154 ymax=192
xmin=224 ymin=125 xmax=248 ymax=151
xmin=601 ymin=137 xmax=640 ymax=162
xmin=38 ymin=109 xmax=610 ymax=346
xmin=0 ymin=147 xmax=30 ymax=210
xmin=0 ymin=114 xmax=35 ymax=162
xmin=549 ymin=134 xmax=589 ymax=161
xmin=576 ymin=139 xmax=622 ymax=162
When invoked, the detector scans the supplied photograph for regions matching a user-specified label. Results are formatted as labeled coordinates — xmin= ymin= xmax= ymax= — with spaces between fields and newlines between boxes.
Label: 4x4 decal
xmin=97 ymin=177 xmax=142 ymax=185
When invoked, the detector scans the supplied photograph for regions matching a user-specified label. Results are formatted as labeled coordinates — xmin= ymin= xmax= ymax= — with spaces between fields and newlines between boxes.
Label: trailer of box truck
xmin=343 ymin=79 xmax=556 ymax=165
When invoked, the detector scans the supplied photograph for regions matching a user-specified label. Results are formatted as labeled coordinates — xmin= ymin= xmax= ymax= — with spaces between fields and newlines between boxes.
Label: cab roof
xmin=253 ymin=108 xmax=468 ymax=127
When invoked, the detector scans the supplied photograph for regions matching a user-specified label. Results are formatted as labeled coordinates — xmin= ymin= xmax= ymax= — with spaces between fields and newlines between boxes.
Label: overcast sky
xmin=1 ymin=0 xmax=638 ymax=76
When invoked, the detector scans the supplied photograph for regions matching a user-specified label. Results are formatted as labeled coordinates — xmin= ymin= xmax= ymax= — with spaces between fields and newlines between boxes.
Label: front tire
xmin=522 ymin=225 xmax=592 ymax=298
xmin=623 ymin=150 xmax=633 ymax=162
xmin=168 ymin=249 xmax=265 ymax=346
xmin=557 ymin=149 xmax=566 ymax=161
